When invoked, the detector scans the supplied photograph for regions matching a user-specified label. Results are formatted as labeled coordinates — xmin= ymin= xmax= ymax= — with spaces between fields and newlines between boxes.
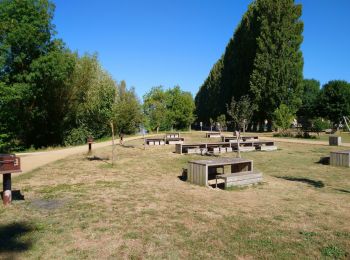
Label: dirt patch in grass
xmin=1 ymin=132 xmax=349 ymax=259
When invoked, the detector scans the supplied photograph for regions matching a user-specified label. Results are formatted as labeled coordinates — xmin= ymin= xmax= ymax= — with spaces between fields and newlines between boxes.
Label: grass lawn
xmin=1 ymin=132 xmax=349 ymax=259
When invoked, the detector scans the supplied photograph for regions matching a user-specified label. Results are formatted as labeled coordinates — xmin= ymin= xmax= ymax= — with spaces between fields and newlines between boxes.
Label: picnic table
xmin=187 ymin=158 xmax=259 ymax=187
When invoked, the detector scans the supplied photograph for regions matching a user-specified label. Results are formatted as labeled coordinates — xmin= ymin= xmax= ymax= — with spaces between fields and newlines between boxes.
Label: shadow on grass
xmin=334 ymin=189 xmax=350 ymax=194
xmin=316 ymin=156 xmax=330 ymax=165
xmin=0 ymin=222 xmax=34 ymax=253
xmin=275 ymin=176 xmax=325 ymax=188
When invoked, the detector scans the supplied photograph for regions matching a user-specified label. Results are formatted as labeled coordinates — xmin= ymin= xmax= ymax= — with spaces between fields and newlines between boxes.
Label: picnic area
xmin=1 ymin=132 xmax=349 ymax=259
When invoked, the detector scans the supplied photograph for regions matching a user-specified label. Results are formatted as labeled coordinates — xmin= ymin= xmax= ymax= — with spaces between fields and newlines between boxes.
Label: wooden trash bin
xmin=329 ymin=135 xmax=341 ymax=146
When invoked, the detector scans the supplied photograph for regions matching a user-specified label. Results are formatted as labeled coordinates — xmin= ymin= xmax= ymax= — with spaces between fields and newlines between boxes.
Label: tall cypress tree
xmin=195 ymin=0 xmax=304 ymax=126
xmin=249 ymin=0 xmax=304 ymax=122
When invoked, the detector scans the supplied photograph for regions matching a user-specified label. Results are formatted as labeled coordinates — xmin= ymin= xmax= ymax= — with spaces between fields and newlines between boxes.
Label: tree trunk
xmin=110 ymin=122 xmax=116 ymax=165
xmin=156 ymin=126 xmax=159 ymax=134
xmin=236 ymin=131 xmax=241 ymax=158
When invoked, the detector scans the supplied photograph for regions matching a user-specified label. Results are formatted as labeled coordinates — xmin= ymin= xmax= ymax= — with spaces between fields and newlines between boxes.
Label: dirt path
xmin=17 ymin=135 xmax=148 ymax=174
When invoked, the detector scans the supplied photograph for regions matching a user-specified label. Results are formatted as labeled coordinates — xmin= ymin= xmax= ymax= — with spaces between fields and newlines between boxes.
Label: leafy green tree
xmin=216 ymin=114 xmax=227 ymax=131
xmin=65 ymin=54 xmax=116 ymax=144
xmin=226 ymin=95 xmax=254 ymax=132
xmin=165 ymin=86 xmax=195 ymax=130
xmin=195 ymin=0 xmax=304 ymax=126
xmin=144 ymin=86 xmax=195 ymax=131
xmin=312 ymin=118 xmax=331 ymax=136
xmin=111 ymin=81 xmax=143 ymax=135
xmin=298 ymin=79 xmax=321 ymax=118
xmin=143 ymin=86 xmax=168 ymax=132
xmin=25 ymin=44 xmax=76 ymax=147
xmin=250 ymin=0 xmax=304 ymax=122
xmin=0 ymin=0 xmax=55 ymax=83
xmin=272 ymin=104 xmax=295 ymax=134
xmin=318 ymin=80 xmax=350 ymax=124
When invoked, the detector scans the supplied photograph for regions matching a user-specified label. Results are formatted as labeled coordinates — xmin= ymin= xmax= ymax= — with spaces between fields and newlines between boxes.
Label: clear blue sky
xmin=53 ymin=0 xmax=350 ymax=98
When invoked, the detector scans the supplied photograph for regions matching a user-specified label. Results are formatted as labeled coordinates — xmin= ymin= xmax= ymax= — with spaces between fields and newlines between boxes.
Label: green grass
xmin=1 ymin=132 xmax=349 ymax=259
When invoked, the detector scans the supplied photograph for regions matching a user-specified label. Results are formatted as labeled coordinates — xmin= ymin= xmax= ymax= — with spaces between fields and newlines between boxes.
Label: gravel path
xmin=17 ymin=135 xmax=147 ymax=174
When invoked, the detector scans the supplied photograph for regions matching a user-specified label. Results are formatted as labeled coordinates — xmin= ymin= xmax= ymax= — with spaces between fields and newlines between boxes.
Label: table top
xmin=188 ymin=157 xmax=252 ymax=166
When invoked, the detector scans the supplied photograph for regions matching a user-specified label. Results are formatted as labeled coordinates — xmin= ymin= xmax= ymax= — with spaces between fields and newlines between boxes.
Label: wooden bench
xmin=166 ymin=137 xmax=184 ymax=144
xmin=216 ymin=171 xmax=262 ymax=188
xmin=145 ymin=138 xmax=166 ymax=145
xmin=206 ymin=132 xmax=222 ymax=138
xmin=166 ymin=133 xmax=180 ymax=139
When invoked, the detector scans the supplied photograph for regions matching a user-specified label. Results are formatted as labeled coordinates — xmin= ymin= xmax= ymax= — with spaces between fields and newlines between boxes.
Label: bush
xmin=272 ymin=104 xmax=295 ymax=134
xmin=312 ymin=118 xmax=331 ymax=136
xmin=64 ymin=127 xmax=92 ymax=146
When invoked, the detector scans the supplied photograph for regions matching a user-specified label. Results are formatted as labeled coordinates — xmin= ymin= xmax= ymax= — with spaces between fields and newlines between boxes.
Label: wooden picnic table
xmin=187 ymin=158 xmax=253 ymax=186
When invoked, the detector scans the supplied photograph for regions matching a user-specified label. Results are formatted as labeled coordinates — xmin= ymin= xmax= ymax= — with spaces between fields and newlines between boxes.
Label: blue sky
xmin=53 ymin=0 xmax=350 ymax=98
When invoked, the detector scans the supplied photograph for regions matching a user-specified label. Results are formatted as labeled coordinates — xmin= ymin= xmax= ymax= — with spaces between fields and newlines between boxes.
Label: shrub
xmin=64 ymin=127 xmax=92 ymax=146
xmin=272 ymin=104 xmax=295 ymax=134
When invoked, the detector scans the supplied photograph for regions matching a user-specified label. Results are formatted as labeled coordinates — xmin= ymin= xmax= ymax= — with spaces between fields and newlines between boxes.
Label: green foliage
xmin=195 ymin=0 xmax=304 ymax=124
xmin=143 ymin=86 xmax=195 ymax=131
xmin=166 ymin=86 xmax=196 ymax=129
xmin=312 ymin=118 xmax=331 ymax=136
xmin=272 ymin=104 xmax=295 ymax=133
xmin=318 ymin=80 xmax=350 ymax=124
xmin=250 ymin=0 xmax=304 ymax=120
xmin=63 ymin=127 xmax=91 ymax=146
xmin=143 ymin=86 xmax=168 ymax=132
xmin=66 ymin=54 xmax=116 ymax=139
xmin=226 ymin=95 xmax=254 ymax=131
xmin=216 ymin=114 xmax=227 ymax=129
xmin=298 ymin=79 xmax=321 ymax=118
xmin=0 ymin=0 xmax=142 ymax=150
xmin=111 ymin=81 xmax=143 ymax=135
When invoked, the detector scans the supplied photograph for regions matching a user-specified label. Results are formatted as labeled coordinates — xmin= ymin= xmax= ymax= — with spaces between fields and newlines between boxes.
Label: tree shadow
xmin=334 ymin=188 xmax=350 ymax=194
xmin=0 ymin=222 xmax=34 ymax=253
xmin=275 ymin=176 xmax=325 ymax=188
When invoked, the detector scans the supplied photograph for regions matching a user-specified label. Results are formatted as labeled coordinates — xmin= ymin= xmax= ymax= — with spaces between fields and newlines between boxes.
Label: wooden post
xmin=3 ymin=173 xmax=11 ymax=205
xmin=236 ymin=131 xmax=241 ymax=158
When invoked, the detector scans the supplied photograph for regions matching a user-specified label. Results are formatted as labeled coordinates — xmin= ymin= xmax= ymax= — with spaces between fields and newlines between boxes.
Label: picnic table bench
xmin=145 ymin=138 xmax=166 ymax=145
xmin=216 ymin=171 xmax=263 ymax=188
xmin=222 ymin=136 xmax=259 ymax=142
xmin=165 ymin=137 xmax=185 ymax=144
xmin=206 ymin=132 xmax=222 ymax=138
xmin=165 ymin=133 xmax=180 ymax=139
